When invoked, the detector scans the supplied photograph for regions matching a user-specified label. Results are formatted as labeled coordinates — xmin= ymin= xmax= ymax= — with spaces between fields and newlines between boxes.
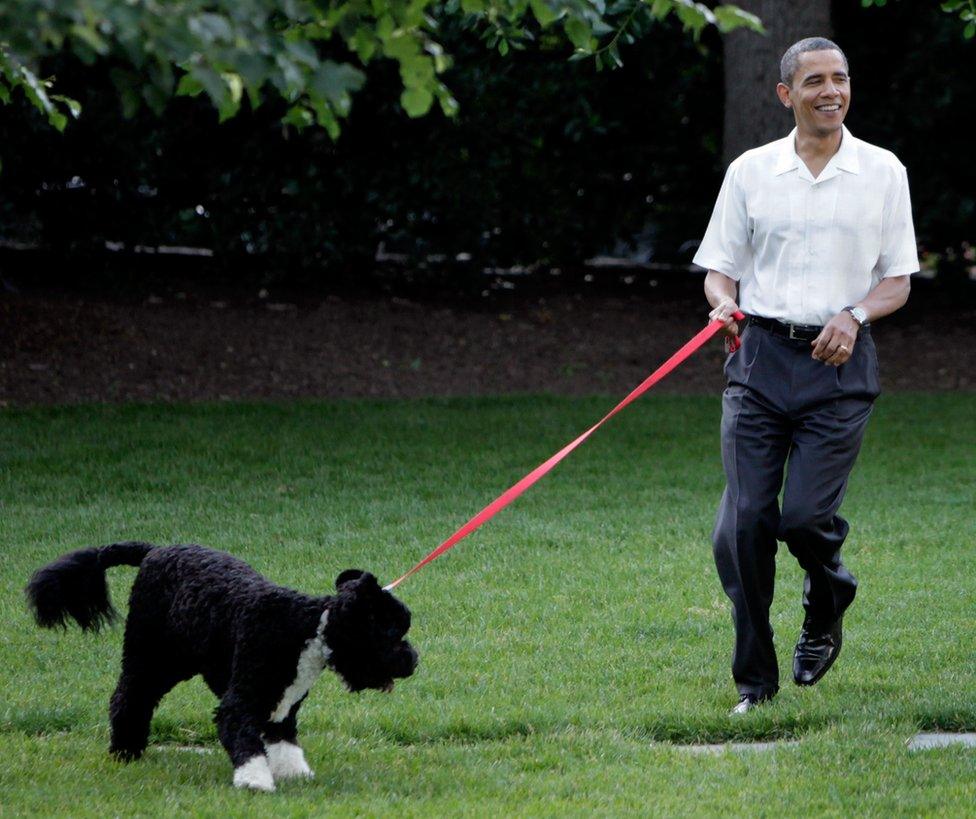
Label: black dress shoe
xmin=793 ymin=615 xmax=843 ymax=686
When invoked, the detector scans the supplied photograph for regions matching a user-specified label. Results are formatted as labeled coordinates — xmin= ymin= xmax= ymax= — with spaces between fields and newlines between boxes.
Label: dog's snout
xmin=396 ymin=643 xmax=419 ymax=678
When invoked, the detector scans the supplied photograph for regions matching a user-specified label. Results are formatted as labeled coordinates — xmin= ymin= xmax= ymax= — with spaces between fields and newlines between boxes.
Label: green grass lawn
xmin=1 ymin=394 xmax=974 ymax=816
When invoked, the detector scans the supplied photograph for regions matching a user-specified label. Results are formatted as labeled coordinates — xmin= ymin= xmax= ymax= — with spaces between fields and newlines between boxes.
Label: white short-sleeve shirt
xmin=693 ymin=126 xmax=919 ymax=326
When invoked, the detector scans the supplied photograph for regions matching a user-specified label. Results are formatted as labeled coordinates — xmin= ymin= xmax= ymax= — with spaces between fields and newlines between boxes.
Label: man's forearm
xmin=704 ymin=270 xmax=738 ymax=310
xmin=704 ymin=270 xmax=741 ymax=334
xmin=854 ymin=275 xmax=911 ymax=323
xmin=813 ymin=275 xmax=912 ymax=366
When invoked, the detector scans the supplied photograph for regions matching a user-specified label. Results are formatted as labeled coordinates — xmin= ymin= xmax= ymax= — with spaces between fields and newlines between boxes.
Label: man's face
xmin=776 ymin=49 xmax=850 ymax=138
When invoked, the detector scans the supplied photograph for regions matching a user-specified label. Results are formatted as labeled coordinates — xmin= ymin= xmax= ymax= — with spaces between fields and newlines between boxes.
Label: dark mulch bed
xmin=1 ymin=276 xmax=972 ymax=407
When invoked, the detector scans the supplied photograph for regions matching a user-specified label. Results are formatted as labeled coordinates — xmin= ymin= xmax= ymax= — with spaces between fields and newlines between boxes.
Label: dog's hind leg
xmin=108 ymin=669 xmax=182 ymax=761
xmin=264 ymin=697 xmax=314 ymax=781
xmin=108 ymin=617 xmax=188 ymax=761
xmin=215 ymin=692 xmax=276 ymax=792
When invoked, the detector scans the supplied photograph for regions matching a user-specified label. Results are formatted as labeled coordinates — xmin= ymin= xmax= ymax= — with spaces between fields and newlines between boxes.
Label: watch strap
xmin=843 ymin=305 xmax=866 ymax=326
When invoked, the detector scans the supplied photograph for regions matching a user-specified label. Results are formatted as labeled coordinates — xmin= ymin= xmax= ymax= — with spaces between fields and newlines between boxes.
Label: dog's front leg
xmin=215 ymin=694 xmax=275 ymax=792
xmin=264 ymin=698 xmax=314 ymax=781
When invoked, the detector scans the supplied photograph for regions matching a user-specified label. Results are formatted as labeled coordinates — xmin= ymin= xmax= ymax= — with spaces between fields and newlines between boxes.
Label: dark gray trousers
xmin=713 ymin=321 xmax=881 ymax=698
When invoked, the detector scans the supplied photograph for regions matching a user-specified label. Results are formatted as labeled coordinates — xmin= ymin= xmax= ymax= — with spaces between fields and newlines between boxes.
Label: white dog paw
xmin=266 ymin=741 xmax=314 ymax=780
xmin=233 ymin=755 xmax=276 ymax=792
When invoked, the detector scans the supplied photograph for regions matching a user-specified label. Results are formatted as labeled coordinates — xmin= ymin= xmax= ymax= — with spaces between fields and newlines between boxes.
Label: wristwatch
xmin=844 ymin=305 xmax=868 ymax=326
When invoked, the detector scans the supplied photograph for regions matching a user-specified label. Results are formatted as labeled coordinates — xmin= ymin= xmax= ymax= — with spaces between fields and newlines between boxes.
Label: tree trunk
xmin=722 ymin=0 xmax=832 ymax=167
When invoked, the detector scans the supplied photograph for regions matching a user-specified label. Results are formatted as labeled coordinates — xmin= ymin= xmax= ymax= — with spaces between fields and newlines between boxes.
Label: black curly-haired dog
xmin=26 ymin=541 xmax=417 ymax=792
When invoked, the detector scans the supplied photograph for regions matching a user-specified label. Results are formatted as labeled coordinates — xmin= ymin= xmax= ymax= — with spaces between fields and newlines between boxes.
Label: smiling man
xmin=694 ymin=38 xmax=919 ymax=714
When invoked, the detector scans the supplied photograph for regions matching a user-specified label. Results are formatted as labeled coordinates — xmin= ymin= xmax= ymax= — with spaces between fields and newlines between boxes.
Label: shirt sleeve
xmin=877 ymin=165 xmax=920 ymax=278
xmin=692 ymin=160 xmax=752 ymax=281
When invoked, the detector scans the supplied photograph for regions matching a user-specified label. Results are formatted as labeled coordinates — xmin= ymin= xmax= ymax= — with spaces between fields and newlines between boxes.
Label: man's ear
xmin=776 ymin=82 xmax=793 ymax=109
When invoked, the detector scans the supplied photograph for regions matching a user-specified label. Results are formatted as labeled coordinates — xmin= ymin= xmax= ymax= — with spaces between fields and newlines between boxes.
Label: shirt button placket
xmin=792 ymin=183 xmax=812 ymax=316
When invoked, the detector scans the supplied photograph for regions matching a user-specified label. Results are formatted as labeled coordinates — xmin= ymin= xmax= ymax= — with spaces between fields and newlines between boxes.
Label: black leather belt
xmin=747 ymin=315 xmax=823 ymax=342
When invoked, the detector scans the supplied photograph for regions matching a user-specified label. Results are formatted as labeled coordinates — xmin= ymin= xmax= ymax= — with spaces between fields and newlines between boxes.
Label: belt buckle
xmin=788 ymin=323 xmax=800 ymax=340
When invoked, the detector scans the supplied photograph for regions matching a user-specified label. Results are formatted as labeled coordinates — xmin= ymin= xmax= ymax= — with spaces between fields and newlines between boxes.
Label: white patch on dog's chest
xmin=270 ymin=609 xmax=331 ymax=722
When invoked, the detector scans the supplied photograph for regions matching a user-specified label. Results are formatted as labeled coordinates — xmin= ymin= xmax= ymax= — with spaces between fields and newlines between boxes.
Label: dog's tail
xmin=26 ymin=541 xmax=155 ymax=631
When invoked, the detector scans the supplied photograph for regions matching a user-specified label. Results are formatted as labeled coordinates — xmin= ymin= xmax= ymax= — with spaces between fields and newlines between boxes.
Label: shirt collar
xmin=773 ymin=125 xmax=860 ymax=179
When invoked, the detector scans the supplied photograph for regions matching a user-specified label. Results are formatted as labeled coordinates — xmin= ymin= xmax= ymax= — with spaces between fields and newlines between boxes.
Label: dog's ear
xmin=335 ymin=569 xmax=366 ymax=589
xmin=335 ymin=570 xmax=382 ymax=592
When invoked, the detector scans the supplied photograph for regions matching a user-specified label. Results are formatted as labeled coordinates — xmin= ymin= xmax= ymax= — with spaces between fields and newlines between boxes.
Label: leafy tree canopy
xmin=0 ymin=0 xmax=763 ymax=138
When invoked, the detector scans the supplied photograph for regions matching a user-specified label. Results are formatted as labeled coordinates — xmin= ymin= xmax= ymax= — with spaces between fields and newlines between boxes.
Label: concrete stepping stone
xmin=158 ymin=744 xmax=215 ymax=754
xmin=907 ymin=732 xmax=976 ymax=751
xmin=671 ymin=739 xmax=800 ymax=755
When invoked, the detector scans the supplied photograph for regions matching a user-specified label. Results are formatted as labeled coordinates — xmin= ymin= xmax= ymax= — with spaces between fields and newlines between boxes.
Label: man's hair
xmin=780 ymin=37 xmax=849 ymax=86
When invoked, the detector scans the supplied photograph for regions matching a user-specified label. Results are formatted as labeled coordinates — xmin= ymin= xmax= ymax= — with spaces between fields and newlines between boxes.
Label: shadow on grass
xmin=0 ymin=705 xmax=86 ymax=736
xmin=379 ymin=717 xmax=548 ymax=747
xmin=632 ymin=713 xmax=817 ymax=744
xmin=373 ymin=713 xmax=825 ymax=747
xmin=915 ymin=711 xmax=976 ymax=733
xmin=149 ymin=717 xmax=217 ymax=746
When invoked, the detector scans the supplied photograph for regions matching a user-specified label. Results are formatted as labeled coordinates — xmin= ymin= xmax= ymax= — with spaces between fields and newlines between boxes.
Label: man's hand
xmin=709 ymin=297 xmax=741 ymax=338
xmin=811 ymin=311 xmax=860 ymax=366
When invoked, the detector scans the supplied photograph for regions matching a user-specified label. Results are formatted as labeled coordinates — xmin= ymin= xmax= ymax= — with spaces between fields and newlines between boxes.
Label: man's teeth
xmin=817 ymin=105 xmax=841 ymax=111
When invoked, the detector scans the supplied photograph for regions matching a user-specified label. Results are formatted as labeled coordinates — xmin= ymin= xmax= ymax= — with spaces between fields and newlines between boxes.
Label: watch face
xmin=851 ymin=307 xmax=867 ymax=325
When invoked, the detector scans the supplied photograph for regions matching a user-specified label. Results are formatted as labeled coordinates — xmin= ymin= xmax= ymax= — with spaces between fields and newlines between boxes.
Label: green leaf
xmin=384 ymin=33 xmax=421 ymax=61
xmin=674 ymin=3 xmax=709 ymax=33
xmin=376 ymin=15 xmax=395 ymax=40
xmin=966 ymin=20 xmax=976 ymax=38
xmin=69 ymin=23 xmax=109 ymax=55
xmin=400 ymin=53 xmax=435 ymax=87
xmin=16 ymin=64 xmax=63 ymax=128
xmin=216 ymin=72 xmax=243 ymax=121
xmin=282 ymin=104 xmax=314 ymax=129
xmin=714 ymin=6 xmax=766 ymax=34
xmin=650 ymin=0 xmax=673 ymax=19
xmin=148 ymin=60 xmax=175 ymax=97
xmin=189 ymin=63 xmax=231 ymax=113
xmin=51 ymin=94 xmax=82 ymax=118
xmin=48 ymin=109 xmax=68 ymax=131
xmin=230 ymin=54 xmax=268 ymax=90
xmin=175 ymin=73 xmax=205 ymax=97
xmin=529 ymin=0 xmax=559 ymax=27
xmin=400 ymin=85 xmax=433 ymax=116
xmin=310 ymin=99 xmax=341 ymax=140
xmin=223 ymin=72 xmax=244 ymax=104
xmin=274 ymin=54 xmax=305 ymax=94
xmin=437 ymin=90 xmax=459 ymax=117
xmin=564 ymin=18 xmax=592 ymax=51
xmin=312 ymin=61 xmax=366 ymax=106
xmin=350 ymin=27 xmax=378 ymax=63
xmin=188 ymin=14 xmax=234 ymax=44
xmin=142 ymin=84 xmax=168 ymax=115
xmin=285 ymin=39 xmax=319 ymax=68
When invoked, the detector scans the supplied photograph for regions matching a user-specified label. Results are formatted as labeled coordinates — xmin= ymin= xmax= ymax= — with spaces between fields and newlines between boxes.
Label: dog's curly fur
xmin=26 ymin=542 xmax=417 ymax=791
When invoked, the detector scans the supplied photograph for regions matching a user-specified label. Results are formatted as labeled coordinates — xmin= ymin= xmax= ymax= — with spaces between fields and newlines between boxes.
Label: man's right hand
xmin=709 ymin=297 xmax=741 ymax=338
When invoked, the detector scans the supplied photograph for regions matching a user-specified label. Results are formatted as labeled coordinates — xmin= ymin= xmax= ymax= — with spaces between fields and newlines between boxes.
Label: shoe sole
xmin=793 ymin=621 xmax=843 ymax=687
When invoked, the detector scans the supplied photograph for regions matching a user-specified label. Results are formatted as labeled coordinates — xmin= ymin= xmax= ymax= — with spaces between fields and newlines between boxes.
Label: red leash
xmin=383 ymin=312 xmax=744 ymax=591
